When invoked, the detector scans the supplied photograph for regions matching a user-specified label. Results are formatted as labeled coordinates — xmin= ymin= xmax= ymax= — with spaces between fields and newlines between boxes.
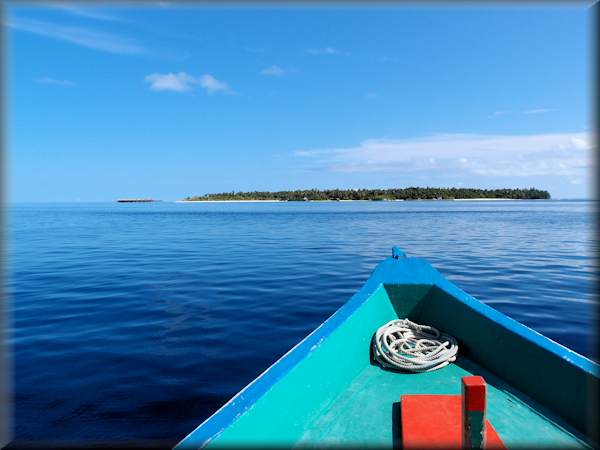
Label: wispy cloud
xmin=489 ymin=108 xmax=556 ymax=118
xmin=294 ymin=132 xmax=594 ymax=178
xmin=8 ymin=17 xmax=146 ymax=55
xmin=307 ymin=47 xmax=350 ymax=56
xmin=261 ymin=65 xmax=286 ymax=76
xmin=144 ymin=72 xmax=230 ymax=94
xmin=260 ymin=64 xmax=286 ymax=77
xmin=53 ymin=4 xmax=121 ymax=22
xmin=522 ymin=108 xmax=556 ymax=115
xmin=36 ymin=76 xmax=74 ymax=87
xmin=489 ymin=110 xmax=511 ymax=118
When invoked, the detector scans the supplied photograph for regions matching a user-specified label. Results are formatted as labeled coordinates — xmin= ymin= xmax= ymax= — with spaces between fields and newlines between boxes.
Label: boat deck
xmin=179 ymin=259 xmax=597 ymax=449
xmin=297 ymin=356 xmax=588 ymax=448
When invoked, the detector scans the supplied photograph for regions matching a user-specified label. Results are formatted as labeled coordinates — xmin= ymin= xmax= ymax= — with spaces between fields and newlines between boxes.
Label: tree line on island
xmin=184 ymin=187 xmax=550 ymax=201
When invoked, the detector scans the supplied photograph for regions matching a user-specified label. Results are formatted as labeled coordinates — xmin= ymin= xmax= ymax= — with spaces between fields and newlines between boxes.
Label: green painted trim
xmin=414 ymin=285 xmax=597 ymax=437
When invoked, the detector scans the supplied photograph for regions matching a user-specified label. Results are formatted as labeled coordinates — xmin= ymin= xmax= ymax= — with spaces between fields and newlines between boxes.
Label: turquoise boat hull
xmin=176 ymin=248 xmax=598 ymax=448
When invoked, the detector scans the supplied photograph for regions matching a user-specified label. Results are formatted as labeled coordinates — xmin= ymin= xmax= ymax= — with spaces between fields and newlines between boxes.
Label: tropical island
xmin=182 ymin=187 xmax=550 ymax=202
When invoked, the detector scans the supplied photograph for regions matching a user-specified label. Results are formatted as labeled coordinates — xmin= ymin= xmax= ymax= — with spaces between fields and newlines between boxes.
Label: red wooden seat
xmin=401 ymin=376 xmax=506 ymax=449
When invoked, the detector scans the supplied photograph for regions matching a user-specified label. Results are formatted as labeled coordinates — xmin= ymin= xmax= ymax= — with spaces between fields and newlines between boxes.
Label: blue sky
xmin=6 ymin=3 xmax=595 ymax=201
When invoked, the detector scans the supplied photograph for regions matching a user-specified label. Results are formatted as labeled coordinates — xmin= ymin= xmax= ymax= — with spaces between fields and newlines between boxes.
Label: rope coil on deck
xmin=373 ymin=319 xmax=458 ymax=372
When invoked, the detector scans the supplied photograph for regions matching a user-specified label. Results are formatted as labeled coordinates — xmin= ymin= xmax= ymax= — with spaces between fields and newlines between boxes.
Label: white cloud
xmin=8 ymin=17 xmax=145 ymax=55
xmin=261 ymin=65 xmax=285 ymax=76
xmin=198 ymin=74 xmax=230 ymax=94
xmin=36 ymin=76 xmax=74 ymax=87
xmin=144 ymin=72 xmax=230 ymax=94
xmin=307 ymin=47 xmax=350 ymax=56
xmin=571 ymin=137 xmax=589 ymax=149
xmin=294 ymin=132 xmax=595 ymax=178
xmin=522 ymin=108 xmax=555 ymax=114
xmin=144 ymin=72 xmax=196 ymax=92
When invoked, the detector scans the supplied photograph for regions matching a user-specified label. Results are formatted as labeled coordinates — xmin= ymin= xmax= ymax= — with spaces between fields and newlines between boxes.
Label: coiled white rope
xmin=372 ymin=319 xmax=458 ymax=372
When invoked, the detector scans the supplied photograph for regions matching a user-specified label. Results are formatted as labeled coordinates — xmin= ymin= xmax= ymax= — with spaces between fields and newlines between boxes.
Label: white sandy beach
xmin=452 ymin=198 xmax=516 ymax=201
xmin=176 ymin=200 xmax=285 ymax=203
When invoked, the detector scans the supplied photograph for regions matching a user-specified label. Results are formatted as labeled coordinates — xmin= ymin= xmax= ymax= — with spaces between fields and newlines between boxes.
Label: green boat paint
xmin=175 ymin=247 xmax=598 ymax=448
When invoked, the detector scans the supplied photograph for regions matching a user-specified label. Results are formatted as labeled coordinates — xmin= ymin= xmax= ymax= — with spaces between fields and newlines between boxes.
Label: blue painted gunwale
xmin=175 ymin=248 xmax=598 ymax=449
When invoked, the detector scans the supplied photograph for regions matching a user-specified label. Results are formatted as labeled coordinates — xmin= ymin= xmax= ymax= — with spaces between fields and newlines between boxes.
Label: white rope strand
xmin=372 ymin=319 xmax=458 ymax=372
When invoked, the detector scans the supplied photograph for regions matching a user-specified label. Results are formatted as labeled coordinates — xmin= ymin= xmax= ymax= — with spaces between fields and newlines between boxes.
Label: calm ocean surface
xmin=7 ymin=200 xmax=598 ymax=444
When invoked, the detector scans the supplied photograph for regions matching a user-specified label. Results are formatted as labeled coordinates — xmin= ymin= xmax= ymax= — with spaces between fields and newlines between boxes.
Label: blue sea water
xmin=7 ymin=200 xmax=598 ymax=445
